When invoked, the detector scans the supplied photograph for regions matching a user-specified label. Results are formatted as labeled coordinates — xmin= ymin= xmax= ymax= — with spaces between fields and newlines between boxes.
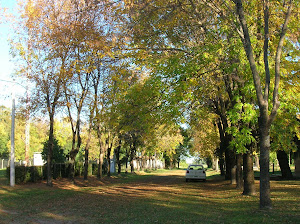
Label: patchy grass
xmin=0 ymin=169 xmax=299 ymax=223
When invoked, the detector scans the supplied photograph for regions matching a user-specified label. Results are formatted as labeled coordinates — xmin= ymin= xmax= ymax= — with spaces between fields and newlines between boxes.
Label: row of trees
xmin=121 ymin=0 xmax=299 ymax=209
xmin=9 ymin=0 xmax=187 ymax=184
xmin=7 ymin=0 xmax=300 ymax=209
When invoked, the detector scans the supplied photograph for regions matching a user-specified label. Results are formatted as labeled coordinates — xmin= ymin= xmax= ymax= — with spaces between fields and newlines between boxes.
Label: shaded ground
xmin=0 ymin=169 xmax=299 ymax=223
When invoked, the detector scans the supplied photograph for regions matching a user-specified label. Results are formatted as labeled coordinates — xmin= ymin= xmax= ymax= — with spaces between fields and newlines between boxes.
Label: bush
xmin=6 ymin=162 xmax=99 ymax=184
xmin=53 ymin=163 xmax=68 ymax=179
xmin=75 ymin=162 xmax=84 ymax=176
xmin=6 ymin=166 xmax=44 ymax=184
xmin=30 ymin=166 xmax=44 ymax=182
xmin=72 ymin=162 xmax=93 ymax=177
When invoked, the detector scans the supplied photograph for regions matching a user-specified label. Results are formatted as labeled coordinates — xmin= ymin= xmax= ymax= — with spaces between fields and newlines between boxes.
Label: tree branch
xmin=124 ymin=47 xmax=193 ymax=56
xmin=263 ymin=0 xmax=271 ymax=101
xmin=269 ymin=0 xmax=293 ymax=124
xmin=234 ymin=0 xmax=265 ymax=108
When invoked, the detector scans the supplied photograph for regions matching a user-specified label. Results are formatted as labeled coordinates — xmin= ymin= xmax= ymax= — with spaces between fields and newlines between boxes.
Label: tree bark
xmin=84 ymin=126 xmax=92 ymax=180
xmin=130 ymin=138 xmax=136 ymax=173
xmin=236 ymin=154 xmax=243 ymax=189
xmin=115 ymin=139 xmax=122 ymax=174
xmin=107 ymin=145 xmax=111 ymax=177
xmin=277 ymin=150 xmax=293 ymax=180
xmin=96 ymin=133 xmax=104 ymax=179
xmin=259 ymin=120 xmax=271 ymax=208
xmin=130 ymin=149 xmax=134 ymax=173
xmin=96 ymin=124 xmax=103 ymax=179
xmin=231 ymin=165 xmax=237 ymax=185
xmin=84 ymin=147 xmax=89 ymax=180
xmin=154 ymin=152 xmax=157 ymax=170
xmin=125 ymin=155 xmax=129 ymax=173
xmin=254 ymin=154 xmax=260 ymax=169
xmin=220 ymin=155 xmax=225 ymax=176
xmin=216 ymin=121 xmax=226 ymax=176
xmin=225 ymin=148 xmax=236 ymax=181
xmin=243 ymin=151 xmax=255 ymax=195
xmin=47 ymin=112 xmax=54 ymax=187
xmin=97 ymin=151 xmax=104 ymax=179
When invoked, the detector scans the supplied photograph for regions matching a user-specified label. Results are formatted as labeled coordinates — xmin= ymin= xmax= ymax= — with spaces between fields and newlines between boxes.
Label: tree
xmin=41 ymin=137 xmax=65 ymax=164
xmin=271 ymin=98 xmax=299 ymax=180
xmin=173 ymin=128 xmax=191 ymax=168
xmin=154 ymin=125 xmax=183 ymax=169
xmin=117 ymin=80 xmax=160 ymax=172
xmin=232 ymin=0 xmax=295 ymax=208
xmin=189 ymin=109 xmax=219 ymax=169
xmin=11 ymin=0 xmax=72 ymax=186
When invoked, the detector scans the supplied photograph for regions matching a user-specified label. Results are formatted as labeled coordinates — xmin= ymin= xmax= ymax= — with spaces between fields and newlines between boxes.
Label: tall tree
xmin=232 ymin=0 xmax=294 ymax=209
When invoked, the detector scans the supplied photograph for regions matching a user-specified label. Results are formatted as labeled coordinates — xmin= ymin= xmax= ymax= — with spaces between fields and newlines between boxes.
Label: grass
xmin=0 ymin=168 xmax=299 ymax=223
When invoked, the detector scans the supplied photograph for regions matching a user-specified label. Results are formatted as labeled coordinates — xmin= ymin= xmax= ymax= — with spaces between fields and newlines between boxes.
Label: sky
xmin=0 ymin=0 xmax=24 ymax=108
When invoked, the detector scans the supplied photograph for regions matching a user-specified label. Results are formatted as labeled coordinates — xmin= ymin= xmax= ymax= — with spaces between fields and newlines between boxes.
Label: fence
xmin=0 ymin=159 xmax=33 ymax=169
xmin=0 ymin=159 xmax=9 ymax=169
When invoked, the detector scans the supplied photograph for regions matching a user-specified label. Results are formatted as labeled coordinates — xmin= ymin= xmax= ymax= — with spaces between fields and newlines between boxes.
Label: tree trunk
xmin=83 ymin=131 xmax=92 ymax=180
xmin=236 ymin=154 xmax=243 ymax=189
xmin=97 ymin=150 xmax=104 ymax=179
xmin=69 ymin=115 xmax=82 ymax=183
xmin=84 ymin=147 xmax=89 ymax=180
xmin=125 ymin=156 xmax=128 ymax=173
xmin=84 ymin=109 xmax=94 ymax=180
xmin=130 ymin=142 xmax=136 ymax=173
xmin=107 ymin=146 xmax=111 ymax=177
xmin=213 ymin=157 xmax=219 ymax=172
xmin=231 ymin=165 xmax=237 ymax=185
xmin=225 ymin=148 xmax=235 ymax=180
xmin=154 ymin=152 xmax=157 ymax=170
xmin=69 ymin=131 xmax=77 ymax=183
xmin=216 ymin=121 xmax=226 ymax=176
xmin=254 ymin=154 xmax=260 ymax=169
xmin=69 ymin=160 xmax=75 ymax=184
xmin=277 ymin=150 xmax=293 ymax=180
xmin=220 ymin=156 xmax=225 ymax=176
xmin=141 ymin=156 xmax=145 ymax=171
xmin=47 ymin=113 xmax=54 ymax=187
xmin=115 ymin=139 xmax=121 ymax=174
xmin=243 ymin=151 xmax=255 ymax=195
xmin=259 ymin=122 xmax=271 ymax=208
xmin=97 ymin=159 xmax=100 ymax=179
xmin=130 ymin=159 xmax=134 ymax=173
xmin=96 ymin=127 xmax=103 ymax=179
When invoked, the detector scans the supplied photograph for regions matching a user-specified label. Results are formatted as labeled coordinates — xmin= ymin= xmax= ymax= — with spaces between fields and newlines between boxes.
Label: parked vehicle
xmin=185 ymin=164 xmax=206 ymax=182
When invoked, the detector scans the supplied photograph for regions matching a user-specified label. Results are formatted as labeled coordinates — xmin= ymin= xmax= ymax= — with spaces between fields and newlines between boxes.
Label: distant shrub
xmin=6 ymin=162 xmax=99 ymax=184
xmin=6 ymin=166 xmax=44 ymax=184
